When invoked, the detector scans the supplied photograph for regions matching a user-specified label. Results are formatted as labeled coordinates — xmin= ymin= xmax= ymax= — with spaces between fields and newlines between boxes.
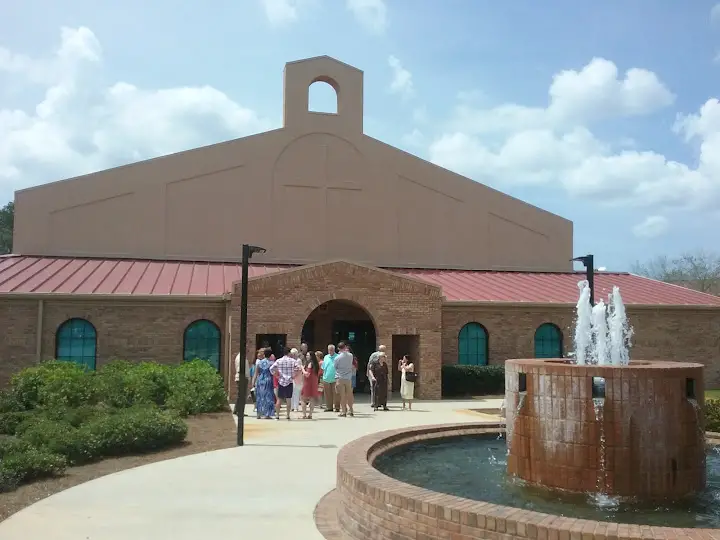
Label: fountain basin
xmin=505 ymin=359 xmax=706 ymax=498
xmin=336 ymin=423 xmax=720 ymax=539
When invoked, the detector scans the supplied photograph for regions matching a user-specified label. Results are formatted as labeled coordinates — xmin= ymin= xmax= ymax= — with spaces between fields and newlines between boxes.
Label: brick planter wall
xmin=335 ymin=422 xmax=720 ymax=540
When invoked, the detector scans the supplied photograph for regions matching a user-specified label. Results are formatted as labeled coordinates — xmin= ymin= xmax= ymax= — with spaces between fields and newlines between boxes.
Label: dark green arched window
xmin=534 ymin=323 xmax=563 ymax=358
xmin=183 ymin=320 xmax=221 ymax=370
xmin=458 ymin=323 xmax=489 ymax=366
xmin=55 ymin=318 xmax=97 ymax=370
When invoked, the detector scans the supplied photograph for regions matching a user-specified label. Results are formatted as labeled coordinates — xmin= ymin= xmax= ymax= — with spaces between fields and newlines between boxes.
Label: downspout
xmin=35 ymin=299 xmax=44 ymax=363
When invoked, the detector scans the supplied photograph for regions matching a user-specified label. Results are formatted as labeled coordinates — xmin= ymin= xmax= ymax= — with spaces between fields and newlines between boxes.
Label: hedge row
xmin=5 ymin=359 xmax=227 ymax=417
xmin=0 ymin=359 xmax=227 ymax=492
xmin=441 ymin=364 xmax=505 ymax=397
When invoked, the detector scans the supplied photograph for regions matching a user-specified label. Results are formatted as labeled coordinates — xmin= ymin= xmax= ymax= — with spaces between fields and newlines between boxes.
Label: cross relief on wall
xmin=282 ymin=144 xmax=363 ymax=204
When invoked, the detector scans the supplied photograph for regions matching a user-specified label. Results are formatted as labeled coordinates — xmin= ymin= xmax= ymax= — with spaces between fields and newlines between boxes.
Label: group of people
xmin=234 ymin=342 xmax=417 ymax=419
xmin=366 ymin=344 xmax=416 ymax=411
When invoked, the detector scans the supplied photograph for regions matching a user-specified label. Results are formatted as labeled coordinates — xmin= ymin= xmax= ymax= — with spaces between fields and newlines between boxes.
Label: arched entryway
xmin=301 ymin=299 xmax=377 ymax=393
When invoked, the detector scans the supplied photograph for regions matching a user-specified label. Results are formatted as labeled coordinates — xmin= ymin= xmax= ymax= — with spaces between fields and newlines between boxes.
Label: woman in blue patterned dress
xmin=252 ymin=348 xmax=276 ymax=419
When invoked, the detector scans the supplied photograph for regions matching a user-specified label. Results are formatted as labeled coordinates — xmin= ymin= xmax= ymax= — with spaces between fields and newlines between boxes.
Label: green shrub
xmin=165 ymin=360 xmax=227 ymax=416
xmin=96 ymin=361 xmax=171 ymax=408
xmin=42 ymin=404 xmax=112 ymax=428
xmin=11 ymin=361 xmax=96 ymax=410
xmin=0 ymin=435 xmax=33 ymax=458
xmin=0 ymin=390 xmax=25 ymax=414
xmin=441 ymin=364 xmax=505 ymax=397
xmin=20 ymin=419 xmax=100 ymax=465
xmin=706 ymin=399 xmax=720 ymax=432
xmin=83 ymin=407 xmax=187 ymax=456
xmin=0 ymin=411 xmax=34 ymax=435
xmin=0 ymin=446 xmax=66 ymax=492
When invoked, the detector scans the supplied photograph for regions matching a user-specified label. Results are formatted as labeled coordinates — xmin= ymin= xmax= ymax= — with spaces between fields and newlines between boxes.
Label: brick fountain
xmin=504 ymin=281 xmax=706 ymax=499
xmin=504 ymin=359 xmax=706 ymax=497
xmin=330 ymin=280 xmax=712 ymax=540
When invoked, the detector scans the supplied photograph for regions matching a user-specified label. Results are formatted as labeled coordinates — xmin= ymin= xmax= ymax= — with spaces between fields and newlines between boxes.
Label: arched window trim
xmin=182 ymin=319 xmax=222 ymax=372
xmin=457 ymin=322 xmax=490 ymax=366
xmin=55 ymin=317 xmax=98 ymax=370
xmin=534 ymin=322 xmax=563 ymax=359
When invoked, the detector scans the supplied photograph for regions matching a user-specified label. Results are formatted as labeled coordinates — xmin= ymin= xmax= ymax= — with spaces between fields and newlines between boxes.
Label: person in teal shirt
xmin=322 ymin=344 xmax=339 ymax=412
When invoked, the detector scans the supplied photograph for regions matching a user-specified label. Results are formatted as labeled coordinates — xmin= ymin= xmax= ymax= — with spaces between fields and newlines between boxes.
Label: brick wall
xmin=442 ymin=303 xmax=720 ymax=388
xmin=0 ymin=299 xmax=39 ymax=385
xmin=1 ymin=284 xmax=718 ymax=397
xmin=230 ymin=261 xmax=444 ymax=399
xmin=0 ymin=297 xmax=226 ymax=386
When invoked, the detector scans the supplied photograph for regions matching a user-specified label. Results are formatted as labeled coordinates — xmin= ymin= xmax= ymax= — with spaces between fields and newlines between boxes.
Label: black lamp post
xmin=571 ymin=254 xmax=595 ymax=306
xmin=237 ymin=243 xmax=266 ymax=447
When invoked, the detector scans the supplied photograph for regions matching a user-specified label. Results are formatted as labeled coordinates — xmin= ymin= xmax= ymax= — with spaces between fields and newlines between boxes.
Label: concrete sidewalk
xmin=0 ymin=396 xmax=503 ymax=540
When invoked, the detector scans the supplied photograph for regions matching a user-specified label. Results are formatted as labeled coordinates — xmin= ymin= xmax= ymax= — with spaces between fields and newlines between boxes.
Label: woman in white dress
xmin=291 ymin=349 xmax=304 ymax=411
xmin=399 ymin=355 xmax=415 ymax=410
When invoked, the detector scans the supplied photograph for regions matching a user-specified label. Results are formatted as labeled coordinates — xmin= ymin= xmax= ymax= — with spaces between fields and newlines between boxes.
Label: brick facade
xmin=1 ymin=262 xmax=719 ymax=396
xmin=442 ymin=304 xmax=720 ymax=386
xmin=0 ymin=297 xmax=226 ymax=387
xmin=230 ymin=260 xmax=444 ymax=399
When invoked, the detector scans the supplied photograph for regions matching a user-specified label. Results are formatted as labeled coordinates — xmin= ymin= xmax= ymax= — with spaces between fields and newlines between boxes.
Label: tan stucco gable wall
xmin=13 ymin=56 xmax=572 ymax=272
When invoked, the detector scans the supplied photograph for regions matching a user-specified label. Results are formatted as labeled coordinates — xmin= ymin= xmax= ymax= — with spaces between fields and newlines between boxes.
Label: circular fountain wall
xmin=505 ymin=359 xmax=706 ymax=498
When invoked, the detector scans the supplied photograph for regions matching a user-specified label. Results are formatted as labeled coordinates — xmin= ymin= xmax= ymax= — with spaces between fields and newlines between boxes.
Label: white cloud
xmin=387 ymin=55 xmax=414 ymax=99
xmin=0 ymin=27 xmax=269 ymax=201
xmin=346 ymin=0 xmax=387 ymax=34
xmin=260 ymin=0 xmax=302 ymax=26
xmin=428 ymin=57 xmax=720 ymax=217
xmin=712 ymin=3 xmax=720 ymax=24
xmin=632 ymin=216 xmax=669 ymax=239
xmin=449 ymin=58 xmax=674 ymax=136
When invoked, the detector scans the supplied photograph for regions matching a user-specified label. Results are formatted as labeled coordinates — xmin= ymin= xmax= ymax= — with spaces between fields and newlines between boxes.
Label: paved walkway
xmin=0 ymin=396 xmax=503 ymax=540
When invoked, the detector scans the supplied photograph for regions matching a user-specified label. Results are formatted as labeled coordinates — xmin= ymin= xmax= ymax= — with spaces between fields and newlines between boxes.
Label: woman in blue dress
xmin=252 ymin=348 xmax=276 ymax=419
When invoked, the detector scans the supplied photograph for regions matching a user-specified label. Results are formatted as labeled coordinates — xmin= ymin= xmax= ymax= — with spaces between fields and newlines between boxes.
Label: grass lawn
xmin=707 ymin=389 xmax=720 ymax=400
xmin=0 ymin=411 xmax=236 ymax=523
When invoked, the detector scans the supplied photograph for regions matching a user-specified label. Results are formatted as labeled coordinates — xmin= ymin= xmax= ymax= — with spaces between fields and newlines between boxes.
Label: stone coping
xmin=506 ymin=358 xmax=706 ymax=372
xmin=335 ymin=422 xmax=720 ymax=540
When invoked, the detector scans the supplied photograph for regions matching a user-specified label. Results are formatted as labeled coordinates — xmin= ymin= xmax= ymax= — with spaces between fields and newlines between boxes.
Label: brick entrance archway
xmin=229 ymin=260 xmax=444 ymax=399
xmin=302 ymin=299 xmax=377 ymax=392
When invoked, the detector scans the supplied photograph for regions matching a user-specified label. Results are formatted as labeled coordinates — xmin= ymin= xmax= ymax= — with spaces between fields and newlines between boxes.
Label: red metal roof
xmin=0 ymin=255 xmax=288 ymax=297
xmin=400 ymin=268 xmax=720 ymax=305
xmin=0 ymin=255 xmax=718 ymax=306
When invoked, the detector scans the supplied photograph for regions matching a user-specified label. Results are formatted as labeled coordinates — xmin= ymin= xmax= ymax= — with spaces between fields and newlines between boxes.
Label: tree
xmin=631 ymin=250 xmax=720 ymax=295
xmin=0 ymin=201 xmax=13 ymax=255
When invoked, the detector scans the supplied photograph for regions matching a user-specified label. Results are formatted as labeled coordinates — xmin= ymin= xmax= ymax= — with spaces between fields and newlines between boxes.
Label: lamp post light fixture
xmin=571 ymin=254 xmax=595 ymax=306
xmin=237 ymin=244 xmax=266 ymax=447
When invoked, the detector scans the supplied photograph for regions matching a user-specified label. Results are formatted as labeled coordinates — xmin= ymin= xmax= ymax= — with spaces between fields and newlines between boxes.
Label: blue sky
xmin=2 ymin=0 xmax=720 ymax=271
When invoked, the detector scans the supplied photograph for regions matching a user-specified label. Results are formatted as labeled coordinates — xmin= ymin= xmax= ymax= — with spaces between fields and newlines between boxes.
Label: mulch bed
xmin=0 ymin=411 xmax=237 ymax=523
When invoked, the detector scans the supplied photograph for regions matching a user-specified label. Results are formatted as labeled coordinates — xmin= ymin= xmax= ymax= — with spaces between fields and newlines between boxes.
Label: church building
xmin=1 ymin=56 xmax=719 ymax=399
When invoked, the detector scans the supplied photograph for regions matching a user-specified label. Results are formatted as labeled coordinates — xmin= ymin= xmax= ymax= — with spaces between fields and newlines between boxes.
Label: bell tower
xmin=283 ymin=56 xmax=364 ymax=134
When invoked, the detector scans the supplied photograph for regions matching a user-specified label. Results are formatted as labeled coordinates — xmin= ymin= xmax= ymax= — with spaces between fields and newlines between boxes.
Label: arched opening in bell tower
xmin=308 ymin=79 xmax=338 ymax=114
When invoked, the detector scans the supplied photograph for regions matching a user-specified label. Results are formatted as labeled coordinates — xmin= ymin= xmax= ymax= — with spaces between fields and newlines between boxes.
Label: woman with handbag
xmin=399 ymin=355 xmax=416 ymax=410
